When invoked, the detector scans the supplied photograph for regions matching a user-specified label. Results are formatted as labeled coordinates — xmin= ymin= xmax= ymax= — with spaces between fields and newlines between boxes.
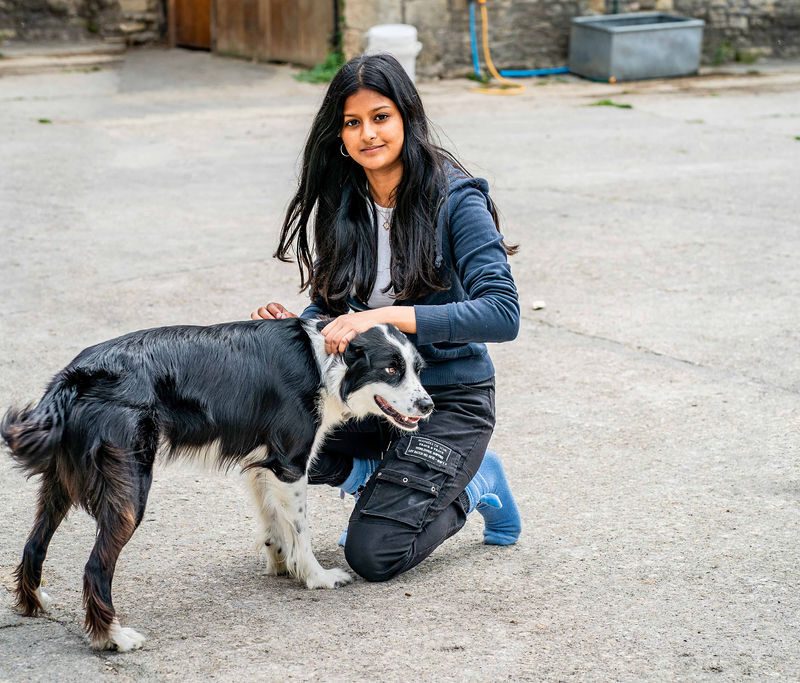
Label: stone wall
xmin=343 ymin=0 xmax=800 ymax=78
xmin=0 ymin=0 xmax=120 ymax=41
xmin=0 ymin=0 xmax=162 ymax=44
xmin=117 ymin=0 xmax=162 ymax=45
xmin=4 ymin=0 xmax=796 ymax=71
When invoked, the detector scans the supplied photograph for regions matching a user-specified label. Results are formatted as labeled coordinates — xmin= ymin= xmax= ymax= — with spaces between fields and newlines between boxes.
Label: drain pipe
xmin=469 ymin=0 xmax=569 ymax=79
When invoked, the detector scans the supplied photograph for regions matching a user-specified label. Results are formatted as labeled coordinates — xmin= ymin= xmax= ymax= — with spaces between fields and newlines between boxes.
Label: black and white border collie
xmin=2 ymin=318 xmax=432 ymax=651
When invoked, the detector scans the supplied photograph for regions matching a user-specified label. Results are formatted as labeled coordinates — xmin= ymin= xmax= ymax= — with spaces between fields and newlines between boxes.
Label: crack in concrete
xmin=3 ymin=615 xmax=137 ymax=675
xmin=507 ymin=185 xmax=800 ymax=227
xmin=526 ymin=316 xmax=800 ymax=397
xmin=0 ymin=612 xmax=76 ymax=633
xmin=106 ymin=259 xmax=274 ymax=286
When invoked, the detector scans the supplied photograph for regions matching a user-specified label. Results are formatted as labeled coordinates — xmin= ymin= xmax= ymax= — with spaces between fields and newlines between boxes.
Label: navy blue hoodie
xmin=301 ymin=172 xmax=520 ymax=386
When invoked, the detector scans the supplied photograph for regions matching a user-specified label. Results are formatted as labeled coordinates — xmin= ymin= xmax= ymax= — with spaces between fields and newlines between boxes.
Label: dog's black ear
xmin=343 ymin=337 xmax=368 ymax=367
xmin=340 ymin=337 xmax=371 ymax=403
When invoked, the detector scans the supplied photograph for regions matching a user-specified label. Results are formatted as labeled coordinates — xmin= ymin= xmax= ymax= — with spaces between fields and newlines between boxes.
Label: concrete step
xmin=0 ymin=40 xmax=126 ymax=77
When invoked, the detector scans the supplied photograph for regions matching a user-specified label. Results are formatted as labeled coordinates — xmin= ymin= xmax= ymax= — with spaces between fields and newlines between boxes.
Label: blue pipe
xmin=469 ymin=1 xmax=482 ymax=76
xmin=468 ymin=0 xmax=569 ymax=79
xmin=500 ymin=67 xmax=570 ymax=77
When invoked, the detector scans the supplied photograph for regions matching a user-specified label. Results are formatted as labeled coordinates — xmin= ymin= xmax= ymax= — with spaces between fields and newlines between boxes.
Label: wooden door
xmin=170 ymin=0 xmax=212 ymax=50
xmin=267 ymin=0 xmax=334 ymax=65
xmin=215 ymin=0 xmax=266 ymax=59
xmin=214 ymin=0 xmax=335 ymax=67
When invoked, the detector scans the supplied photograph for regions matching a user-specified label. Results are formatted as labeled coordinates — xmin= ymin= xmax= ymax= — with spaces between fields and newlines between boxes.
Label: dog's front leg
xmin=284 ymin=475 xmax=353 ymax=589
xmin=251 ymin=470 xmax=352 ymax=589
xmin=246 ymin=469 xmax=288 ymax=576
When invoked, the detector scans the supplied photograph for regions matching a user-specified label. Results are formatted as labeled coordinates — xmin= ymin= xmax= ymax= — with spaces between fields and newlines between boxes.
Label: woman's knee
xmin=343 ymin=523 xmax=412 ymax=582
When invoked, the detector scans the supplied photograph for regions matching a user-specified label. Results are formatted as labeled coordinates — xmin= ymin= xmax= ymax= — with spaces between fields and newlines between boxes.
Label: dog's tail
xmin=1 ymin=383 xmax=75 ymax=478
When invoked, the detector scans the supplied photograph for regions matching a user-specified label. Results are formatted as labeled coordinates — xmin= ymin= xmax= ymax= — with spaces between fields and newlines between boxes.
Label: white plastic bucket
xmin=365 ymin=24 xmax=423 ymax=82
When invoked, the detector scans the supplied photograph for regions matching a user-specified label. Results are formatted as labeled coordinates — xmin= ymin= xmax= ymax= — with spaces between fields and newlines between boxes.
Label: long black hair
xmin=275 ymin=53 xmax=515 ymax=314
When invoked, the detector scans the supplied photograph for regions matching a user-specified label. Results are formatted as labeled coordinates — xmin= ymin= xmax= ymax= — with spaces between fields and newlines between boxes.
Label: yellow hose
xmin=473 ymin=0 xmax=525 ymax=96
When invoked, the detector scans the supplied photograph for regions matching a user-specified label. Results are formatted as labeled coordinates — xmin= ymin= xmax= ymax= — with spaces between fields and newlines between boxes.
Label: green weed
xmin=37 ymin=118 xmax=52 ymax=124
xmin=711 ymin=41 xmax=736 ymax=66
xmin=711 ymin=40 xmax=760 ymax=66
xmin=590 ymin=99 xmax=632 ymax=109
xmin=735 ymin=50 xmax=759 ymax=65
xmin=295 ymin=51 xmax=345 ymax=84
xmin=467 ymin=72 xmax=491 ymax=84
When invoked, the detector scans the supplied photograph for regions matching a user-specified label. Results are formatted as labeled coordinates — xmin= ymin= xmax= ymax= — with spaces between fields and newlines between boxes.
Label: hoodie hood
xmin=435 ymin=166 xmax=492 ymax=267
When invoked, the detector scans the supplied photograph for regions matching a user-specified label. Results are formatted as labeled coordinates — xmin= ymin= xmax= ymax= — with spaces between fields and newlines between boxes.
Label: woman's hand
xmin=322 ymin=310 xmax=383 ymax=355
xmin=250 ymin=302 xmax=298 ymax=320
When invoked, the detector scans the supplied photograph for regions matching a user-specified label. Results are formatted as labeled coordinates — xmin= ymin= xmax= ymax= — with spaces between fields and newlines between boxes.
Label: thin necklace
xmin=367 ymin=183 xmax=393 ymax=230
xmin=376 ymin=203 xmax=392 ymax=230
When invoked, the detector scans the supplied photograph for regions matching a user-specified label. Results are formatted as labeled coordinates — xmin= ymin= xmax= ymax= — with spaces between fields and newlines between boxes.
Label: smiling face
xmin=340 ymin=88 xmax=405 ymax=176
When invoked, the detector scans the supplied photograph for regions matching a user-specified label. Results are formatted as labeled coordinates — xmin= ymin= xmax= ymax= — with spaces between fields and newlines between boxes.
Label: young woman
xmin=251 ymin=53 xmax=521 ymax=582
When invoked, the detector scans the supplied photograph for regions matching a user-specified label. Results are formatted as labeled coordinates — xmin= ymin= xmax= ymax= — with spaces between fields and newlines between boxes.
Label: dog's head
xmin=339 ymin=325 xmax=433 ymax=431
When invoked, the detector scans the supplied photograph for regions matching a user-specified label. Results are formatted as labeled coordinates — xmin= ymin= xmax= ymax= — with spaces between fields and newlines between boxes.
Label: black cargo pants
xmin=308 ymin=379 xmax=495 ymax=582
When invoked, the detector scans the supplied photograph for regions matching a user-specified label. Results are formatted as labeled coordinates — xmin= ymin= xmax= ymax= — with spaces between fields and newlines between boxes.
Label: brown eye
xmin=385 ymin=367 xmax=397 ymax=375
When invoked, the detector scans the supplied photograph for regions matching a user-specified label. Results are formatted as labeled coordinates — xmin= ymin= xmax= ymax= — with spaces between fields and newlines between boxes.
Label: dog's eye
xmin=385 ymin=367 xmax=397 ymax=375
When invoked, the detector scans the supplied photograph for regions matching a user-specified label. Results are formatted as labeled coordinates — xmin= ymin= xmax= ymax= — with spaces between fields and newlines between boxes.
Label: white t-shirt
xmin=366 ymin=202 xmax=396 ymax=309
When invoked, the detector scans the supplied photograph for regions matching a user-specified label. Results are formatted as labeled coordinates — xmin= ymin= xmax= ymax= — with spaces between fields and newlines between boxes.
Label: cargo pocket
xmin=359 ymin=468 xmax=439 ymax=529
xmin=396 ymin=435 xmax=464 ymax=478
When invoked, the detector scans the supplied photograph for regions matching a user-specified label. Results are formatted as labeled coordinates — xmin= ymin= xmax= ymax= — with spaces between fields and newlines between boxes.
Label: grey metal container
xmin=569 ymin=12 xmax=705 ymax=82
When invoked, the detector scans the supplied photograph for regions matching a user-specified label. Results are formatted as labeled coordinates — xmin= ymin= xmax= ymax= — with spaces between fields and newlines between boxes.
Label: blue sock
xmin=340 ymin=457 xmax=380 ymax=495
xmin=464 ymin=450 xmax=521 ymax=545
xmin=338 ymin=458 xmax=380 ymax=547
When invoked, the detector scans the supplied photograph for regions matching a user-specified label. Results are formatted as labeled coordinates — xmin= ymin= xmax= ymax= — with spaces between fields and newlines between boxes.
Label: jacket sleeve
xmin=299 ymin=296 xmax=332 ymax=320
xmin=413 ymin=187 xmax=520 ymax=345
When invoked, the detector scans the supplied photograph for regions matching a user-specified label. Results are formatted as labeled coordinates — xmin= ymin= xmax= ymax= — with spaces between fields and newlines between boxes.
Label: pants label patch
xmin=404 ymin=436 xmax=454 ymax=472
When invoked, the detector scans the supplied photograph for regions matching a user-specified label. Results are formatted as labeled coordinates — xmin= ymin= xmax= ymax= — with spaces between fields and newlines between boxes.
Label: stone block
xmin=345 ymin=0 xmax=402 ymax=32
xmin=46 ymin=0 xmax=74 ymax=16
xmin=119 ymin=21 xmax=146 ymax=33
xmin=125 ymin=11 xmax=157 ymax=22
xmin=729 ymin=14 xmax=749 ymax=29
xmin=120 ymin=0 xmax=151 ymax=12
xmin=127 ymin=29 xmax=158 ymax=44
xmin=343 ymin=27 xmax=365 ymax=59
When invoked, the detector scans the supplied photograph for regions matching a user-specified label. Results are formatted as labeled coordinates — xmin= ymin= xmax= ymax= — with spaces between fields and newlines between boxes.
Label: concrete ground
xmin=1 ymin=48 xmax=799 ymax=681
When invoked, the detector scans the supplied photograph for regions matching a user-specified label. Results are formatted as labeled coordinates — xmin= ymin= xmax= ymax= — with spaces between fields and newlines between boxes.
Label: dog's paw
xmin=91 ymin=620 xmax=146 ymax=652
xmin=35 ymin=588 xmax=52 ymax=612
xmin=305 ymin=567 xmax=353 ymax=590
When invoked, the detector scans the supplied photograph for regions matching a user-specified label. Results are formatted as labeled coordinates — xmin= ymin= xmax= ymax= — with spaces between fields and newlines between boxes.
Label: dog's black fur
xmin=2 ymin=317 xmax=430 ymax=650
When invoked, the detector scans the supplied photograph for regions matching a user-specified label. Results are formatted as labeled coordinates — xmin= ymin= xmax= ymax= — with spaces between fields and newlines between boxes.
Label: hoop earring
xmin=340 ymin=143 xmax=350 ymax=158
